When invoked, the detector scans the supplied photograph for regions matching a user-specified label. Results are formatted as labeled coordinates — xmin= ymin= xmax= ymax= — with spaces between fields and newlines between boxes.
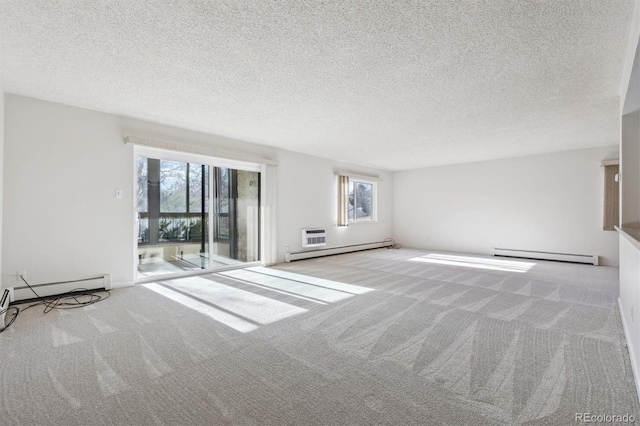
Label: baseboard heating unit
xmin=492 ymin=248 xmax=598 ymax=266
xmin=286 ymin=241 xmax=394 ymax=262
xmin=13 ymin=274 xmax=112 ymax=302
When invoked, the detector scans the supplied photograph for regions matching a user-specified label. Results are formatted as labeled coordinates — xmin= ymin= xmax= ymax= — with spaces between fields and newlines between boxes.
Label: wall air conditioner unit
xmin=302 ymin=228 xmax=326 ymax=248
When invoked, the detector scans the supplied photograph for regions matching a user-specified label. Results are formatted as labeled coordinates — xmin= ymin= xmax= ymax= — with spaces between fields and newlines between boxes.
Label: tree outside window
xmin=348 ymin=180 xmax=375 ymax=222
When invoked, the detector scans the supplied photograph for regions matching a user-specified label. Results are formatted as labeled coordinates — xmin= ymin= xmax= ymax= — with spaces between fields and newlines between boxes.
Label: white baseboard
xmin=110 ymin=281 xmax=135 ymax=289
xmin=13 ymin=275 xmax=110 ymax=301
xmin=493 ymin=248 xmax=598 ymax=265
xmin=618 ymin=297 xmax=640 ymax=405
xmin=285 ymin=241 xmax=393 ymax=262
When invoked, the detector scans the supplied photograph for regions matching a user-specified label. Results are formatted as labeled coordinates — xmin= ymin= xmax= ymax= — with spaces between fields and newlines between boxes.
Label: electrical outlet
xmin=16 ymin=270 xmax=26 ymax=281
xmin=284 ymin=244 xmax=289 ymax=253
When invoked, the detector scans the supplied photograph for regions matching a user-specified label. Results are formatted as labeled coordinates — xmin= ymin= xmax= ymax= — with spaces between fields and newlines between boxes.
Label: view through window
xmin=348 ymin=180 xmax=375 ymax=222
xmin=136 ymin=156 xmax=260 ymax=278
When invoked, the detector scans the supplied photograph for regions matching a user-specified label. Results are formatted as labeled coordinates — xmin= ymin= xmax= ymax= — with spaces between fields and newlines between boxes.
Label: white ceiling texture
xmin=0 ymin=1 xmax=635 ymax=170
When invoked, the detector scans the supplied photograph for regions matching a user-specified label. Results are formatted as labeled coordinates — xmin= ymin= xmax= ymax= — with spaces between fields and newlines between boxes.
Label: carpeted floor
xmin=0 ymin=248 xmax=637 ymax=425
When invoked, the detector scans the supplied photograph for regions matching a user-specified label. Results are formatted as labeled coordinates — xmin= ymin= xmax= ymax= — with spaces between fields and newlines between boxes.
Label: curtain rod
xmin=333 ymin=170 xmax=382 ymax=182
xmin=124 ymin=135 xmax=279 ymax=166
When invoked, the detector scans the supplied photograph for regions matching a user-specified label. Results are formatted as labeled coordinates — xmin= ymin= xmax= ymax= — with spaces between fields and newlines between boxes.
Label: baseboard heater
xmin=492 ymin=248 xmax=598 ymax=266
xmin=286 ymin=241 xmax=393 ymax=262
xmin=13 ymin=274 xmax=111 ymax=302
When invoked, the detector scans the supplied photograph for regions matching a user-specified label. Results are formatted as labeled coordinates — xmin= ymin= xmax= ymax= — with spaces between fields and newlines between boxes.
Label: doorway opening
xmin=135 ymin=149 xmax=260 ymax=279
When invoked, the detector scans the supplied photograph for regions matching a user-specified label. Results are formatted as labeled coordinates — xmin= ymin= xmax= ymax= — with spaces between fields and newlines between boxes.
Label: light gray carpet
xmin=0 ymin=248 xmax=637 ymax=425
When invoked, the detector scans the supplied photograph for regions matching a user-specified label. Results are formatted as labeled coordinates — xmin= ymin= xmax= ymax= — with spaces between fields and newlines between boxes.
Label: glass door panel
xmin=136 ymin=154 xmax=260 ymax=279
xmin=211 ymin=168 xmax=260 ymax=265
xmin=137 ymin=157 xmax=209 ymax=278
xmin=235 ymin=170 xmax=260 ymax=262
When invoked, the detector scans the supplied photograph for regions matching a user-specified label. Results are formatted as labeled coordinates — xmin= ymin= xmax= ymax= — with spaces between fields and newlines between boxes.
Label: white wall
xmin=0 ymin=87 xmax=4 ymax=289
xmin=3 ymin=94 xmax=280 ymax=288
xmin=393 ymin=146 xmax=620 ymax=266
xmin=276 ymin=150 xmax=393 ymax=263
xmin=620 ymin=0 xmax=640 ymax=112
xmin=4 ymin=95 xmax=136 ymax=287
xmin=619 ymin=235 xmax=640 ymax=398
xmin=3 ymin=94 xmax=391 ymax=285
xmin=619 ymin=1 xmax=640 ymax=402
xmin=622 ymin=110 xmax=640 ymax=225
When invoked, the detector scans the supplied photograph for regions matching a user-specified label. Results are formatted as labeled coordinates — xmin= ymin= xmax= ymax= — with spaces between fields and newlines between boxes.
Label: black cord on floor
xmin=0 ymin=306 xmax=19 ymax=333
xmin=0 ymin=276 xmax=111 ymax=333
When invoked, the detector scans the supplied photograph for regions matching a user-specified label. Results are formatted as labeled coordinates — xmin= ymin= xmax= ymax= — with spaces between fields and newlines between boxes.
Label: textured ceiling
xmin=0 ymin=1 xmax=635 ymax=170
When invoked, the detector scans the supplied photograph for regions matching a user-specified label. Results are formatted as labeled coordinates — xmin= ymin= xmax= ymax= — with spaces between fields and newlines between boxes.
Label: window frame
xmin=137 ymin=157 xmax=209 ymax=245
xmin=213 ymin=167 xmax=234 ymax=242
xmin=603 ymin=162 xmax=619 ymax=231
xmin=348 ymin=178 xmax=377 ymax=224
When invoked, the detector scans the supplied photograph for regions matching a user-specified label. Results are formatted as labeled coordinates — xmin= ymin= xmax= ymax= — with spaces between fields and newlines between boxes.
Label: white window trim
xmin=136 ymin=145 xmax=262 ymax=172
xmin=125 ymin=135 xmax=278 ymax=167
xmin=132 ymin=145 xmax=276 ymax=282
xmin=333 ymin=170 xmax=382 ymax=182
xmin=348 ymin=177 xmax=378 ymax=224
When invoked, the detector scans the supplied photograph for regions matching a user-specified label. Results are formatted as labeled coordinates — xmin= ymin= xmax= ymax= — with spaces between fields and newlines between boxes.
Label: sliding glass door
xmin=136 ymin=155 xmax=260 ymax=279
xmin=212 ymin=168 xmax=260 ymax=264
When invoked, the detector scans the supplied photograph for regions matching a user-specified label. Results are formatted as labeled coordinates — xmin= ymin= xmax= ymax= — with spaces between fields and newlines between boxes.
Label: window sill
xmin=617 ymin=224 xmax=640 ymax=251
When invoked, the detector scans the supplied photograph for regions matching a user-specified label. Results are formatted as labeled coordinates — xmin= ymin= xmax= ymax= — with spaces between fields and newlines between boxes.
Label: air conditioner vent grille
xmin=302 ymin=228 xmax=327 ymax=248
xmin=305 ymin=229 xmax=325 ymax=234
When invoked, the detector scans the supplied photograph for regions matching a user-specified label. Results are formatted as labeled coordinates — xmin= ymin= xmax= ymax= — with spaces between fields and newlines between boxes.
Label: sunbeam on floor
xmin=142 ymin=268 xmax=372 ymax=332
xmin=409 ymin=253 xmax=536 ymax=273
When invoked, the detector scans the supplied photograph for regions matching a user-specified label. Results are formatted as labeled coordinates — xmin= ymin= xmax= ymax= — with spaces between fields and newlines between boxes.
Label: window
xmin=348 ymin=179 xmax=376 ymax=222
xmin=137 ymin=157 xmax=209 ymax=245
xmin=134 ymin=147 xmax=262 ymax=279
xmin=159 ymin=160 xmax=187 ymax=213
xmin=214 ymin=167 xmax=233 ymax=241
xmin=603 ymin=163 xmax=619 ymax=231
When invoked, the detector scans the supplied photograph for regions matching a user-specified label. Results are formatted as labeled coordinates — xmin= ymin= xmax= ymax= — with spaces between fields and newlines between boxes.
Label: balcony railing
xmin=138 ymin=213 xmax=207 ymax=244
